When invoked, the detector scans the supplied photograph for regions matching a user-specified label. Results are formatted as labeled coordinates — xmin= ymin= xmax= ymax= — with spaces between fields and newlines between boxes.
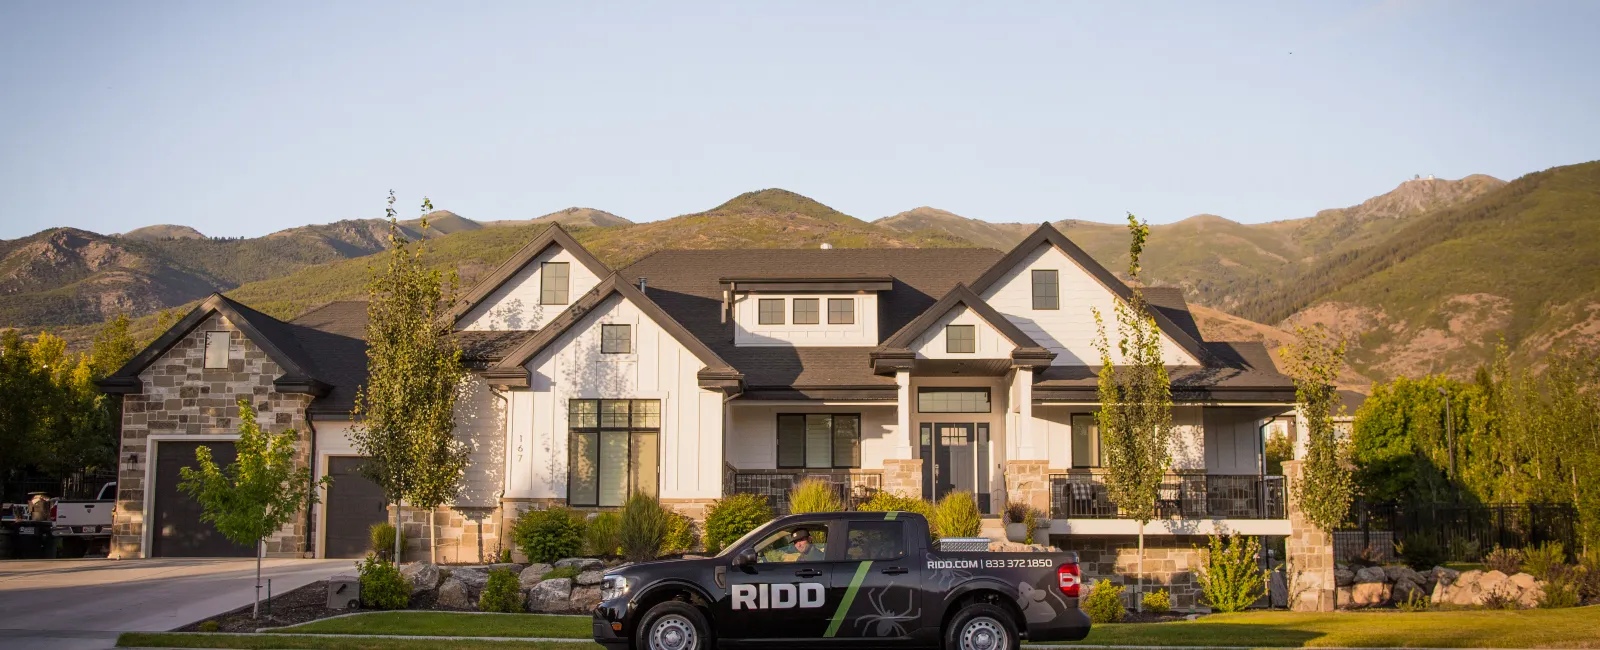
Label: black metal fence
xmin=2 ymin=468 xmax=118 ymax=503
xmin=1048 ymin=474 xmax=1285 ymax=519
xmin=1337 ymin=502 xmax=1578 ymax=563
xmin=728 ymin=470 xmax=882 ymax=515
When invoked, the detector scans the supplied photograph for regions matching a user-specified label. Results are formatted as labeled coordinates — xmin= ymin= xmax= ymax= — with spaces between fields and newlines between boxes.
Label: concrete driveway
xmin=0 ymin=557 xmax=349 ymax=649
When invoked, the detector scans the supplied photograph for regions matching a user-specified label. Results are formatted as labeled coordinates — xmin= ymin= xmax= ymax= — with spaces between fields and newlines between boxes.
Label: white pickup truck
xmin=50 ymin=481 xmax=116 ymax=556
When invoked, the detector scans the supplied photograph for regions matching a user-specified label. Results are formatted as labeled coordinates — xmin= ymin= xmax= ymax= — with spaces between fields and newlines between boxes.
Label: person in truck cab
xmin=781 ymin=528 xmax=825 ymax=563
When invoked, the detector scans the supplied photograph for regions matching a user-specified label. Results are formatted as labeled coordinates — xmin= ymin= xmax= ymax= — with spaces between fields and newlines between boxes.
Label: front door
xmin=920 ymin=423 xmax=989 ymax=507
xmin=720 ymin=519 xmax=839 ymax=640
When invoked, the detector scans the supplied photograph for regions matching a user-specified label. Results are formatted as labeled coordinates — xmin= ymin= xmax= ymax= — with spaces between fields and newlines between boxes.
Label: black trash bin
xmin=14 ymin=521 xmax=54 ymax=559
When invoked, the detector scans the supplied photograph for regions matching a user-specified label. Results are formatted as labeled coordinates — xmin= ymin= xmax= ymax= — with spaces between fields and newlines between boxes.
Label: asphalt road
xmin=0 ymin=557 xmax=348 ymax=649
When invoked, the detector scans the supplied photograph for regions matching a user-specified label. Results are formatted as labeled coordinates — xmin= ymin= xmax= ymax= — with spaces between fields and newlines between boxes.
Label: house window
xmin=917 ymin=388 xmax=990 ymax=413
xmin=777 ymin=414 xmax=860 ymax=469
xmin=1071 ymin=413 xmax=1101 ymax=468
xmin=1032 ymin=270 xmax=1059 ymax=310
xmin=203 ymin=331 xmax=230 ymax=369
xmin=601 ymin=324 xmax=631 ymax=354
xmin=568 ymin=399 xmax=660 ymax=507
xmin=792 ymin=298 xmax=819 ymax=325
xmin=758 ymin=299 xmax=785 ymax=325
xmin=541 ymin=262 xmax=570 ymax=305
xmin=946 ymin=324 xmax=976 ymax=353
xmin=828 ymin=298 xmax=854 ymax=324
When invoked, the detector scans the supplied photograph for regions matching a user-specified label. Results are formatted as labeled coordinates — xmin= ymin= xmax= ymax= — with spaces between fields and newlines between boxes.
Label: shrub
xmin=1484 ymin=546 xmax=1523 ymax=575
xmin=1023 ymin=508 xmax=1044 ymax=545
xmin=1004 ymin=500 xmax=1029 ymax=523
xmin=1141 ymin=588 xmax=1171 ymax=614
xmin=511 ymin=507 xmax=586 ymax=563
xmin=543 ymin=565 xmax=581 ymax=581
xmin=1521 ymin=541 xmax=1565 ymax=580
xmin=1536 ymin=565 xmax=1582 ymax=609
xmin=585 ymin=512 xmax=622 ymax=558
xmin=662 ymin=510 xmax=699 ymax=555
xmin=1083 ymin=579 xmax=1125 ymax=623
xmin=789 ymin=478 xmax=845 ymax=514
xmin=1447 ymin=537 xmax=1482 ymax=562
xmin=1195 ymin=533 xmax=1266 ymax=613
xmin=1395 ymin=535 xmax=1444 ymax=571
xmin=357 ymin=555 xmax=410 ymax=610
xmin=704 ymin=493 xmax=774 ymax=554
xmin=1479 ymin=585 xmax=1521 ymax=610
xmin=933 ymin=490 xmax=981 ymax=539
xmin=1397 ymin=590 xmax=1430 ymax=612
xmin=620 ymin=492 xmax=670 ymax=562
xmin=497 ymin=548 xmax=512 ymax=564
xmin=478 ymin=567 xmax=524 ymax=612
xmin=197 ymin=620 xmax=220 ymax=632
xmin=1577 ymin=549 xmax=1600 ymax=600
xmin=369 ymin=522 xmax=406 ymax=561
xmin=858 ymin=491 xmax=937 ymax=541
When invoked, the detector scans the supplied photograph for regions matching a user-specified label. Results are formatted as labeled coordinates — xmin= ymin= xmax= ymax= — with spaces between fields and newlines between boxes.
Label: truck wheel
xmin=636 ymin=601 xmax=712 ymax=650
xmin=945 ymin=603 xmax=1019 ymax=650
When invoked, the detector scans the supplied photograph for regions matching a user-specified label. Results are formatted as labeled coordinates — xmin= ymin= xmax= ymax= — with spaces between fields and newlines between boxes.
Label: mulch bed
xmin=177 ymin=572 xmax=501 ymax=632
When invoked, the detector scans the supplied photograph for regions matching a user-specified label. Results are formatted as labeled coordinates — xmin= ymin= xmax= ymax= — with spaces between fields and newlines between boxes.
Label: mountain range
xmin=6 ymin=161 xmax=1598 ymax=387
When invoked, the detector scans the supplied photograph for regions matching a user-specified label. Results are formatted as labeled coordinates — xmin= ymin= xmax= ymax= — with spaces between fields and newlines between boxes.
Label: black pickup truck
xmin=594 ymin=511 xmax=1089 ymax=650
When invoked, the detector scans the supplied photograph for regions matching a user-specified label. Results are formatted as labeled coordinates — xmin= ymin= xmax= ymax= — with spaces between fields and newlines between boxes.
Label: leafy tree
xmin=1280 ymin=324 xmax=1354 ymax=535
xmin=350 ymin=193 xmax=468 ymax=563
xmin=178 ymin=399 xmax=326 ymax=618
xmin=1090 ymin=213 xmax=1173 ymax=611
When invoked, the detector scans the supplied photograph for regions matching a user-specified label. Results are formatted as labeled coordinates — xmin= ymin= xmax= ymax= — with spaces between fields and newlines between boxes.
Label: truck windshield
xmin=714 ymin=525 xmax=771 ymax=558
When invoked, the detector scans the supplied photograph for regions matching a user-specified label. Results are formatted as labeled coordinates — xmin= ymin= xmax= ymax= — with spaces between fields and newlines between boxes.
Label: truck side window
xmin=753 ymin=525 xmax=828 ymax=563
xmin=845 ymin=521 xmax=906 ymax=561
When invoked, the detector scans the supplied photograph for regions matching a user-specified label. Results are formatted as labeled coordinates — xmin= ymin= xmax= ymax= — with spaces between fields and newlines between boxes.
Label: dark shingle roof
xmin=622 ymin=248 xmax=1004 ymax=388
xmin=1033 ymin=341 xmax=1296 ymax=401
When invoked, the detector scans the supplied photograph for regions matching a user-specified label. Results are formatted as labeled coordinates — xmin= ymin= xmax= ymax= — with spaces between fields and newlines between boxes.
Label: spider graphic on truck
xmin=592 ymin=511 xmax=1089 ymax=650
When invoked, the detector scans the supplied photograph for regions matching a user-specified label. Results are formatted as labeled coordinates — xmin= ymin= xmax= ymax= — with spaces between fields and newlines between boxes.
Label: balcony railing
xmin=727 ymin=469 xmax=883 ymax=515
xmin=1048 ymin=473 xmax=1285 ymax=520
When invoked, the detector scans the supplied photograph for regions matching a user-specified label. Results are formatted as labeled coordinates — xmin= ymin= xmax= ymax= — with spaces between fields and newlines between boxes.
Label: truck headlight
xmin=601 ymin=574 xmax=629 ymax=602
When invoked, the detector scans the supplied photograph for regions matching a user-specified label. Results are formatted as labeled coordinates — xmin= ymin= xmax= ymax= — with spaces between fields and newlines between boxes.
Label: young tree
xmin=179 ymin=399 xmax=325 ymax=618
xmin=350 ymin=193 xmax=468 ymax=563
xmin=1091 ymin=214 xmax=1174 ymax=611
xmin=1279 ymin=325 xmax=1354 ymax=535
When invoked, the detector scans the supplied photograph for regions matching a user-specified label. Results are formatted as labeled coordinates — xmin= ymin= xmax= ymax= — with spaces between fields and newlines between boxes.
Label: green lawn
xmin=267 ymin=612 xmax=591 ymax=638
xmin=1055 ymin=607 xmax=1600 ymax=648
xmin=116 ymin=633 xmax=595 ymax=649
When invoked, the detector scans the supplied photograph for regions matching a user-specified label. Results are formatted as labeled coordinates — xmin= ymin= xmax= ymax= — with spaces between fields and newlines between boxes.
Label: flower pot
xmin=1005 ymin=522 xmax=1027 ymax=543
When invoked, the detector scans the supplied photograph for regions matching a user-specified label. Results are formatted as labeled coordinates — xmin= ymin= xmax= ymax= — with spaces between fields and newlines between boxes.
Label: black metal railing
xmin=728 ymin=470 xmax=882 ymax=515
xmin=1048 ymin=473 xmax=1285 ymax=520
xmin=1336 ymin=502 xmax=1578 ymax=563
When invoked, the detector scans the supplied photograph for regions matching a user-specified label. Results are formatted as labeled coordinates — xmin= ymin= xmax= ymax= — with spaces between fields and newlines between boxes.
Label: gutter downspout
xmin=488 ymin=385 xmax=511 ymax=560
xmin=304 ymin=411 xmax=318 ymax=559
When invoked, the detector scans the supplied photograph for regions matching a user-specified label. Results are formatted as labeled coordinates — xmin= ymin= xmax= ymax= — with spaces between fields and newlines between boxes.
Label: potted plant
xmin=1004 ymin=501 xmax=1048 ymax=544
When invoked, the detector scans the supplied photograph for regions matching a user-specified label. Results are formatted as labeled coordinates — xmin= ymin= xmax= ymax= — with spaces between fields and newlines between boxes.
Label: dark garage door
xmin=325 ymin=457 xmax=388 ymax=558
xmin=152 ymin=440 xmax=254 ymax=558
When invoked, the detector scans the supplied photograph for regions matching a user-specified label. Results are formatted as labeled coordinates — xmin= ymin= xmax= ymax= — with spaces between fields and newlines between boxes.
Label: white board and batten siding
xmin=726 ymin=405 xmax=898 ymax=470
xmin=505 ymin=294 xmax=724 ymax=501
xmin=458 ymin=246 xmax=602 ymax=331
xmin=909 ymin=306 xmax=1014 ymax=359
xmin=731 ymin=293 xmax=879 ymax=347
xmin=979 ymin=243 xmax=1197 ymax=366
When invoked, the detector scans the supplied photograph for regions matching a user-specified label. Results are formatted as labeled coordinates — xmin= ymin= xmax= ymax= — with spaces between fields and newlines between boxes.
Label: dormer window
xmin=946 ymin=325 xmax=975 ymax=353
xmin=792 ymin=298 xmax=819 ymax=324
xmin=541 ymin=262 xmax=570 ymax=305
xmin=1032 ymin=270 xmax=1059 ymax=310
xmin=828 ymin=298 xmax=854 ymax=324
xmin=758 ymin=299 xmax=785 ymax=325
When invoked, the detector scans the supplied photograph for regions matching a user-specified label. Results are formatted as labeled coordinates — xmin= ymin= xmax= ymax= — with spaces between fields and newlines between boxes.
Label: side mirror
xmin=735 ymin=551 xmax=757 ymax=567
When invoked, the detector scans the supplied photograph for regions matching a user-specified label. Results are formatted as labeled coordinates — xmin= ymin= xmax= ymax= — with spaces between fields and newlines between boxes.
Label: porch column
xmin=1015 ymin=367 xmax=1035 ymax=459
xmin=883 ymin=370 xmax=923 ymax=497
xmin=1284 ymin=459 xmax=1336 ymax=611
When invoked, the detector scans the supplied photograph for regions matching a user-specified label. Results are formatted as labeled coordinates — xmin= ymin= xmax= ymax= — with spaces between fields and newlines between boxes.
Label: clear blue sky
xmin=2 ymin=1 xmax=1596 ymax=239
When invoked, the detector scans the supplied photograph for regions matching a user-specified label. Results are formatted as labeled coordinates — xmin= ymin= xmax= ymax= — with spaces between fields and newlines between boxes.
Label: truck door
xmin=720 ymin=519 xmax=839 ymax=640
xmin=826 ymin=517 xmax=923 ymax=644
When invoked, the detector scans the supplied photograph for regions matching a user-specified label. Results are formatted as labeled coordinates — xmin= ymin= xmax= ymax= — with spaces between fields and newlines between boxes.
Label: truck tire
xmin=944 ymin=602 xmax=1019 ymax=650
xmin=636 ymin=600 xmax=713 ymax=650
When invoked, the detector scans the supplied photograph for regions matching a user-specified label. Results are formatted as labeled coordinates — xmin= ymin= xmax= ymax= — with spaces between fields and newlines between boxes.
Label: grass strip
xmin=118 ymin=632 xmax=599 ymax=649
xmin=1049 ymin=607 xmax=1600 ymax=648
xmin=265 ymin=611 xmax=591 ymax=638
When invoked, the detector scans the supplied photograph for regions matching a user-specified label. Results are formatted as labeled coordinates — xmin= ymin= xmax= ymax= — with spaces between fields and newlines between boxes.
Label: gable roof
xmin=873 ymin=283 xmax=1055 ymax=372
xmin=968 ymin=222 xmax=1210 ymax=364
xmin=97 ymin=293 xmax=331 ymax=396
xmin=487 ymin=273 xmax=741 ymax=390
xmin=442 ymin=223 xmax=611 ymax=328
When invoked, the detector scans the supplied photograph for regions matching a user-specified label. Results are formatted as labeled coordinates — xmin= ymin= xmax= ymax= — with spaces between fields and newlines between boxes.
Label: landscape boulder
xmin=436 ymin=577 xmax=473 ymax=610
xmin=520 ymin=563 xmax=553 ymax=589
xmin=528 ymin=577 xmax=574 ymax=613
xmin=401 ymin=562 xmax=441 ymax=595
xmin=1334 ymin=568 xmax=1355 ymax=587
xmin=577 ymin=569 xmax=605 ymax=586
xmin=1383 ymin=565 xmax=1425 ymax=586
xmin=570 ymin=585 xmax=603 ymax=612
xmin=1391 ymin=577 xmax=1426 ymax=604
xmin=555 ymin=557 xmax=604 ymax=572
xmin=488 ymin=563 xmax=525 ymax=574
xmin=1431 ymin=566 xmax=1460 ymax=586
xmin=1350 ymin=581 xmax=1391 ymax=607
xmin=1354 ymin=566 xmax=1388 ymax=584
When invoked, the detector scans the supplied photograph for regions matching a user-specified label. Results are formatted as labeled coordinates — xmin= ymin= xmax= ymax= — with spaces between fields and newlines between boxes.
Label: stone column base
xmin=1005 ymin=460 xmax=1052 ymax=513
xmin=882 ymin=459 xmax=924 ymax=499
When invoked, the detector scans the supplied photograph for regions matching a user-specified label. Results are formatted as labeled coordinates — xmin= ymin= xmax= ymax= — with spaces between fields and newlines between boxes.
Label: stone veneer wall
xmin=392 ymin=505 xmax=507 ymax=564
xmin=112 ymin=314 xmax=314 ymax=559
xmin=1059 ymin=534 xmax=1208 ymax=610
xmin=1004 ymin=460 xmax=1052 ymax=513
xmin=882 ymin=459 xmax=923 ymax=497
xmin=1284 ymin=460 xmax=1336 ymax=611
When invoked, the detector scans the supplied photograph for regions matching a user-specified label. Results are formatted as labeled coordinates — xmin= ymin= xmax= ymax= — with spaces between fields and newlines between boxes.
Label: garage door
xmin=324 ymin=457 xmax=389 ymax=558
xmin=151 ymin=440 xmax=254 ymax=558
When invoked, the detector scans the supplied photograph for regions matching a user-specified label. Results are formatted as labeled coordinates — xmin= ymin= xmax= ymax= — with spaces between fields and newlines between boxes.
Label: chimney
xmin=638 ymin=277 xmax=647 ymax=294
